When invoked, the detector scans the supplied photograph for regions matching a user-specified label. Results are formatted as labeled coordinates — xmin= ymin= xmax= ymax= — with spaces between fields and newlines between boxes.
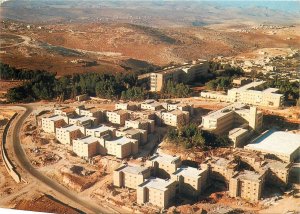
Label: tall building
xmin=150 ymin=60 xmax=208 ymax=92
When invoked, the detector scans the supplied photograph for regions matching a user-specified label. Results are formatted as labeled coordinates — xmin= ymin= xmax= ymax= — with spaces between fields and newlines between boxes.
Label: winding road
xmin=11 ymin=105 xmax=119 ymax=214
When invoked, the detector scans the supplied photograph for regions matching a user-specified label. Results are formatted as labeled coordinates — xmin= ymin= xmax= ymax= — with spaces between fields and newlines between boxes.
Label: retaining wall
xmin=1 ymin=113 xmax=21 ymax=183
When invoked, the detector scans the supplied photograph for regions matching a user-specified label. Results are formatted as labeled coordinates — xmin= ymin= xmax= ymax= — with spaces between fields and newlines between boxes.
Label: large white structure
xmin=245 ymin=131 xmax=300 ymax=162
xmin=201 ymin=81 xmax=284 ymax=108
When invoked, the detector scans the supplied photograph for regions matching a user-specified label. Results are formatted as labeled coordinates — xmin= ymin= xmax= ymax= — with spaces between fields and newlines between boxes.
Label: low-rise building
xmin=85 ymin=125 xmax=116 ymax=138
xmin=171 ymin=165 xmax=208 ymax=197
xmin=55 ymin=125 xmax=84 ymax=145
xmin=146 ymin=153 xmax=182 ymax=178
xmin=161 ymin=110 xmax=189 ymax=127
xmin=54 ymin=107 xmax=76 ymax=117
xmin=72 ymin=136 xmax=101 ymax=159
xmin=229 ymin=170 xmax=266 ymax=202
xmin=41 ymin=115 xmax=66 ymax=133
xmin=106 ymin=110 xmax=130 ymax=125
xmin=244 ymin=130 xmax=300 ymax=162
xmin=115 ymin=102 xmax=139 ymax=111
xmin=162 ymin=102 xmax=194 ymax=115
xmin=140 ymin=100 xmax=163 ymax=111
xmin=105 ymin=137 xmax=138 ymax=159
xmin=201 ymin=81 xmax=284 ymax=108
xmin=113 ymin=164 xmax=151 ymax=189
xmin=69 ymin=116 xmax=97 ymax=127
xmin=137 ymin=177 xmax=177 ymax=208
xmin=116 ymin=127 xmax=148 ymax=145
xmin=75 ymin=106 xmax=104 ymax=123
xmin=125 ymin=118 xmax=155 ymax=133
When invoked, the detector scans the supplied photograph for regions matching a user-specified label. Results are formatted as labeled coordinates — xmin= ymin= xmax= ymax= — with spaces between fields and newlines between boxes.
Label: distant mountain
xmin=1 ymin=0 xmax=299 ymax=26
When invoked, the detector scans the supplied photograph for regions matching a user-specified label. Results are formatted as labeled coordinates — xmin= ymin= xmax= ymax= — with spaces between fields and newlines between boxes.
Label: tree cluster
xmin=166 ymin=124 xmax=232 ymax=149
xmin=161 ymin=80 xmax=192 ymax=98
xmin=3 ymin=62 xmax=140 ymax=103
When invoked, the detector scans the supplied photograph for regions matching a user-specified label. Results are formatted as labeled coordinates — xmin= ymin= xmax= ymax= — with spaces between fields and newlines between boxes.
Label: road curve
xmin=11 ymin=105 xmax=116 ymax=214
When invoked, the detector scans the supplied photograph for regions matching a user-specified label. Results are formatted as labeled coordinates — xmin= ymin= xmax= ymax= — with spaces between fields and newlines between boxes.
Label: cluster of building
xmin=41 ymin=100 xmax=193 ymax=159
xmin=201 ymin=79 xmax=284 ymax=108
xmin=143 ymin=59 xmax=209 ymax=92
xmin=113 ymin=128 xmax=300 ymax=209
xmin=113 ymin=152 xmax=208 ymax=208
xmin=201 ymin=103 xmax=263 ymax=147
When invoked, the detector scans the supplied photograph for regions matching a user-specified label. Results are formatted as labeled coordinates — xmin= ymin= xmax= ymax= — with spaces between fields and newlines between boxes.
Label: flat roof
xmin=86 ymin=125 xmax=115 ymax=133
xmin=245 ymin=131 xmax=300 ymax=157
xmin=76 ymin=136 xmax=100 ymax=144
xmin=149 ymin=153 xmax=180 ymax=164
xmin=47 ymin=115 xmax=65 ymax=121
xmin=229 ymin=127 xmax=248 ymax=138
xmin=58 ymin=124 xmax=81 ymax=132
xmin=106 ymin=136 xmax=135 ymax=145
xmin=203 ymin=103 xmax=246 ymax=120
xmin=138 ymin=177 xmax=173 ymax=191
xmin=117 ymin=164 xmax=148 ymax=174
xmin=164 ymin=109 xmax=188 ymax=115
xmin=70 ymin=116 xmax=96 ymax=122
xmin=235 ymin=80 xmax=265 ymax=91
xmin=263 ymin=88 xmax=279 ymax=93
xmin=173 ymin=165 xmax=206 ymax=178
xmin=236 ymin=170 xmax=262 ymax=181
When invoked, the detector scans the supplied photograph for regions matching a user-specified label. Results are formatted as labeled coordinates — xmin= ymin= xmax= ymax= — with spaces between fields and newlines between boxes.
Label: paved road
xmin=11 ymin=105 xmax=118 ymax=214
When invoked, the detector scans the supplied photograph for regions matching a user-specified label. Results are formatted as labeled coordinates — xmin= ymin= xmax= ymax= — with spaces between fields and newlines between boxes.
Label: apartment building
xmin=69 ymin=116 xmax=96 ymax=128
xmin=232 ymin=77 xmax=252 ymax=87
xmin=113 ymin=164 xmax=151 ymax=189
xmin=245 ymin=130 xmax=300 ymax=163
xmin=41 ymin=115 xmax=66 ymax=133
xmin=106 ymin=110 xmax=130 ymax=125
xmin=130 ymin=110 xmax=156 ymax=121
xmin=150 ymin=60 xmax=208 ymax=92
xmin=115 ymin=102 xmax=139 ymax=111
xmin=54 ymin=107 xmax=76 ymax=118
xmin=137 ymin=177 xmax=177 ymax=208
xmin=171 ymin=165 xmax=208 ymax=197
xmin=201 ymin=104 xmax=263 ymax=147
xmin=160 ymin=110 xmax=189 ymax=127
xmin=162 ymin=102 xmax=194 ymax=115
xmin=229 ymin=170 xmax=266 ymax=202
xmin=85 ymin=125 xmax=116 ymax=138
xmin=105 ymin=137 xmax=138 ymax=159
xmin=72 ymin=136 xmax=101 ymax=159
xmin=116 ymin=127 xmax=148 ymax=145
xmin=201 ymin=81 xmax=284 ymax=108
xmin=75 ymin=106 xmax=104 ymax=123
xmin=125 ymin=118 xmax=155 ymax=133
xmin=140 ymin=100 xmax=163 ymax=111
xmin=55 ymin=125 xmax=84 ymax=145
xmin=265 ymin=160 xmax=291 ymax=187
xmin=203 ymin=157 xmax=238 ymax=182
xmin=146 ymin=153 xmax=182 ymax=178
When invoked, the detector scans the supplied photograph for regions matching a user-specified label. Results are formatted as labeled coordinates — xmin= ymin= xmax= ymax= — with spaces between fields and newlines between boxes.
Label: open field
xmin=1 ymin=20 xmax=299 ymax=76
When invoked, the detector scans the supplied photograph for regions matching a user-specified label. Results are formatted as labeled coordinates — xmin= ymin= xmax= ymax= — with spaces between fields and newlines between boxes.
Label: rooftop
xmin=235 ymin=170 xmax=263 ymax=181
xmin=234 ymin=80 xmax=265 ymax=91
xmin=229 ymin=127 xmax=248 ymax=138
xmin=138 ymin=177 xmax=174 ymax=191
xmin=76 ymin=136 xmax=100 ymax=144
xmin=203 ymin=103 xmax=246 ymax=120
xmin=86 ymin=125 xmax=115 ymax=133
xmin=106 ymin=136 xmax=136 ymax=145
xmin=47 ymin=115 xmax=65 ymax=121
xmin=116 ymin=164 xmax=149 ymax=175
xmin=164 ymin=109 xmax=188 ymax=115
xmin=173 ymin=165 xmax=206 ymax=178
xmin=70 ymin=116 xmax=96 ymax=122
xmin=245 ymin=130 xmax=300 ymax=157
xmin=118 ymin=127 xmax=142 ymax=135
xmin=149 ymin=153 xmax=181 ymax=164
xmin=263 ymin=88 xmax=280 ymax=93
xmin=58 ymin=124 xmax=81 ymax=132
